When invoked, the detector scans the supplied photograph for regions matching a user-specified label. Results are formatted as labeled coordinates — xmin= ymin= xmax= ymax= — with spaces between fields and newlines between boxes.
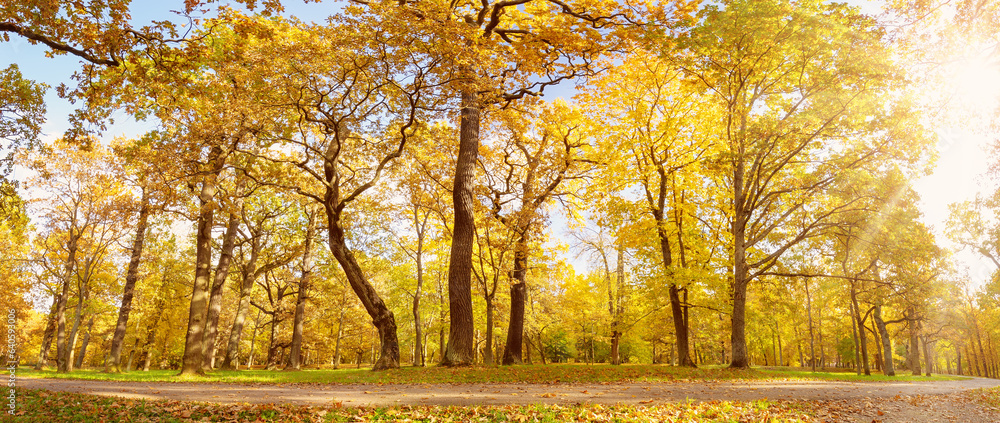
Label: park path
xmin=19 ymin=375 xmax=1000 ymax=407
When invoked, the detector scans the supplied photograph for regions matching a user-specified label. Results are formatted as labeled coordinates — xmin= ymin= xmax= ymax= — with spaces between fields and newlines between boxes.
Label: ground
xmin=13 ymin=366 xmax=1000 ymax=422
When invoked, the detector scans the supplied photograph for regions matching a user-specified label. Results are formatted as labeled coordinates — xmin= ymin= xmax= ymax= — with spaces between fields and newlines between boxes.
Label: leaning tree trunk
xmin=444 ymin=89 xmax=479 ymax=367
xmin=287 ymin=209 xmax=317 ymax=371
xmin=74 ymin=316 xmax=95 ymax=368
xmin=107 ymin=190 xmax=150 ymax=372
xmin=202 ymin=211 xmax=241 ymax=371
xmin=221 ymin=237 xmax=263 ymax=370
xmin=873 ymin=304 xmax=894 ymax=376
xmin=326 ymin=218 xmax=399 ymax=370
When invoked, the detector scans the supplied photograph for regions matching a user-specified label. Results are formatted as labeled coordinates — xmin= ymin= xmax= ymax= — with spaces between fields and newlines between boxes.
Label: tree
xmin=234 ymin=11 xmax=445 ymax=370
xmin=0 ymin=64 xmax=45 ymax=196
xmin=672 ymin=0 xmax=931 ymax=368
xmin=580 ymin=51 xmax=721 ymax=367
xmin=29 ymin=141 xmax=132 ymax=372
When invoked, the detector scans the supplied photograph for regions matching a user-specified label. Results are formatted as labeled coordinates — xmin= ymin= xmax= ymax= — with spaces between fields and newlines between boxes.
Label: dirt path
xmin=19 ymin=376 xmax=1000 ymax=409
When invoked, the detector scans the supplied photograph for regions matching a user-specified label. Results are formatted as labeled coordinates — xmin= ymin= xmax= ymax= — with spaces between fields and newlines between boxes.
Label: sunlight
xmin=951 ymin=48 xmax=1000 ymax=112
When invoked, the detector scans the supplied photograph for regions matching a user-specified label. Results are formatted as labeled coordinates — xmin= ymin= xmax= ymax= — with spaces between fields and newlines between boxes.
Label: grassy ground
xmin=5 ymin=388 xmax=820 ymax=422
xmin=16 ymin=363 xmax=963 ymax=385
xmin=968 ymin=386 xmax=1000 ymax=408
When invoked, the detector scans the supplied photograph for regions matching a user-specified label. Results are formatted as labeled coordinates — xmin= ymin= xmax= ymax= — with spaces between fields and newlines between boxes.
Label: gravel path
xmin=19 ymin=375 xmax=1000 ymax=409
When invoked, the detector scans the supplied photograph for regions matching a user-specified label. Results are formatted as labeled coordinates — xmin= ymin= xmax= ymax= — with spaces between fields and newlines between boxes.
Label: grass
xmin=16 ymin=363 xmax=964 ymax=385
xmin=5 ymin=388 xmax=821 ymax=422
xmin=968 ymin=386 xmax=1000 ymax=408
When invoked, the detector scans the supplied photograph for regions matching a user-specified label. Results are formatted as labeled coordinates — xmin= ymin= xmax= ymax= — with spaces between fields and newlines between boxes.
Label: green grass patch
xmin=17 ymin=363 xmax=964 ymax=385
xmin=4 ymin=388 xmax=820 ymax=422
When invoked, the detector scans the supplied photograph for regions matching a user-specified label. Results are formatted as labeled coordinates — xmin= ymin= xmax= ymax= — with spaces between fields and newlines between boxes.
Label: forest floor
xmin=16 ymin=373 xmax=1000 ymax=422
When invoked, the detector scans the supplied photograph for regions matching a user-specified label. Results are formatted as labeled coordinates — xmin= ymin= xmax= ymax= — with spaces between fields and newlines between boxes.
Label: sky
xmin=3 ymin=0 xmax=999 ymax=289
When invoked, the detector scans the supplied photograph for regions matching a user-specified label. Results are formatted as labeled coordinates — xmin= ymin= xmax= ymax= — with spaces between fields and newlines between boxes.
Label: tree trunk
xmin=923 ymin=337 xmax=933 ymax=376
xmin=536 ymin=333 xmax=547 ymax=365
xmin=805 ymin=279 xmax=816 ymax=371
xmin=106 ymin=191 xmax=150 ymax=372
xmin=957 ymin=347 xmax=963 ymax=376
xmin=56 ymin=230 xmax=80 ymax=373
xmin=287 ymin=209 xmax=317 ymax=371
xmin=202 ymin=210 xmax=241 ymax=371
xmin=179 ymin=147 xmax=226 ymax=376
xmin=438 ymin=271 xmax=447 ymax=364
xmin=140 ymin=313 xmax=160 ymax=371
xmin=35 ymin=298 xmax=57 ymax=370
xmin=869 ymin=320 xmax=882 ymax=373
xmin=502 ymin=236 xmax=529 ymax=365
xmin=873 ymin=304 xmax=894 ymax=376
xmin=326 ymin=223 xmax=399 ymax=370
xmin=483 ymin=295 xmax=494 ymax=365
xmin=908 ymin=309 xmax=921 ymax=376
xmin=74 ymin=316 xmax=95 ymax=368
xmin=265 ymin=317 xmax=282 ymax=370
xmin=669 ymin=284 xmax=694 ymax=367
xmin=413 ymin=236 xmax=425 ymax=367
xmin=221 ymin=235 xmax=268 ymax=370
xmin=444 ymin=89 xmax=479 ymax=367
xmin=126 ymin=339 xmax=140 ymax=372
xmin=730 ymin=156 xmax=750 ymax=369
xmin=246 ymin=309 xmax=262 ymax=369
xmin=333 ymin=305 xmax=345 ymax=369
xmin=850 ymin=284 xmax=870 ymax=375
xmin=66 ymin=273 xmax=90 ymax=372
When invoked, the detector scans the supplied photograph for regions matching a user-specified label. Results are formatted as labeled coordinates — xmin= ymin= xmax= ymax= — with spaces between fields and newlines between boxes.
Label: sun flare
xmin=952 ymin=49 xmax=1000 ymax=111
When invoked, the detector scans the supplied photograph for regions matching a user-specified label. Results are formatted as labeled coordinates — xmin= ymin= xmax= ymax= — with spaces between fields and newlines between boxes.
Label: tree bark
xmin=66 ymin=268 xmax=91 ymax=372
xmin=202 ymin=211 xmax=241 ymax=371
xmin=873 ymin=304 xmax=894 ymax=376
xmin=611 ymin=242 xmax=625 ymax=365
xmin=106 ymin=190 xmax=150 ymax=372
xmin=74 ymin=316 xmax=95 ymax=368
xmin=850 ymin=285 xmax=870 ymax=375
xmin=140 ymin=298 xmax=164 ymax=371
xmin=502 ymin=236 xmax=528 ymax=365
xmin=669 ymin=284 xmax=694 ymax=366
xmin=35 ymin=298 xmax=57 ymax=370
xmin=333 ymin=304 xmax=345 ymax=369
xmin=326 ymin=222 xmax=399 ymax=370
xmin=730 ymin=156 xmax=750 ymax=369
xmin=501 ymin=281 xmax=527 ymax=366
xmin=923 ymin=337 xmax=933 ymax=376
xmin=221 ymin=240 xmax=260 ymax=371
xmin=805 ymin=279 xmax=816 ymax=371
xmin=179 ymin=145 xmax=227 ymax=376
xmin=908 ymin=308 xmax=921 ymax=376
xmin=55 ymin=229 xmax=80 ymax=373
xmin=287 ymin=208 xmax=317 ymax=371
xmin=444 ymin=89 xmax=479 ymax=367
xmin=413 ymin=251 xmax=425 ymax=367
